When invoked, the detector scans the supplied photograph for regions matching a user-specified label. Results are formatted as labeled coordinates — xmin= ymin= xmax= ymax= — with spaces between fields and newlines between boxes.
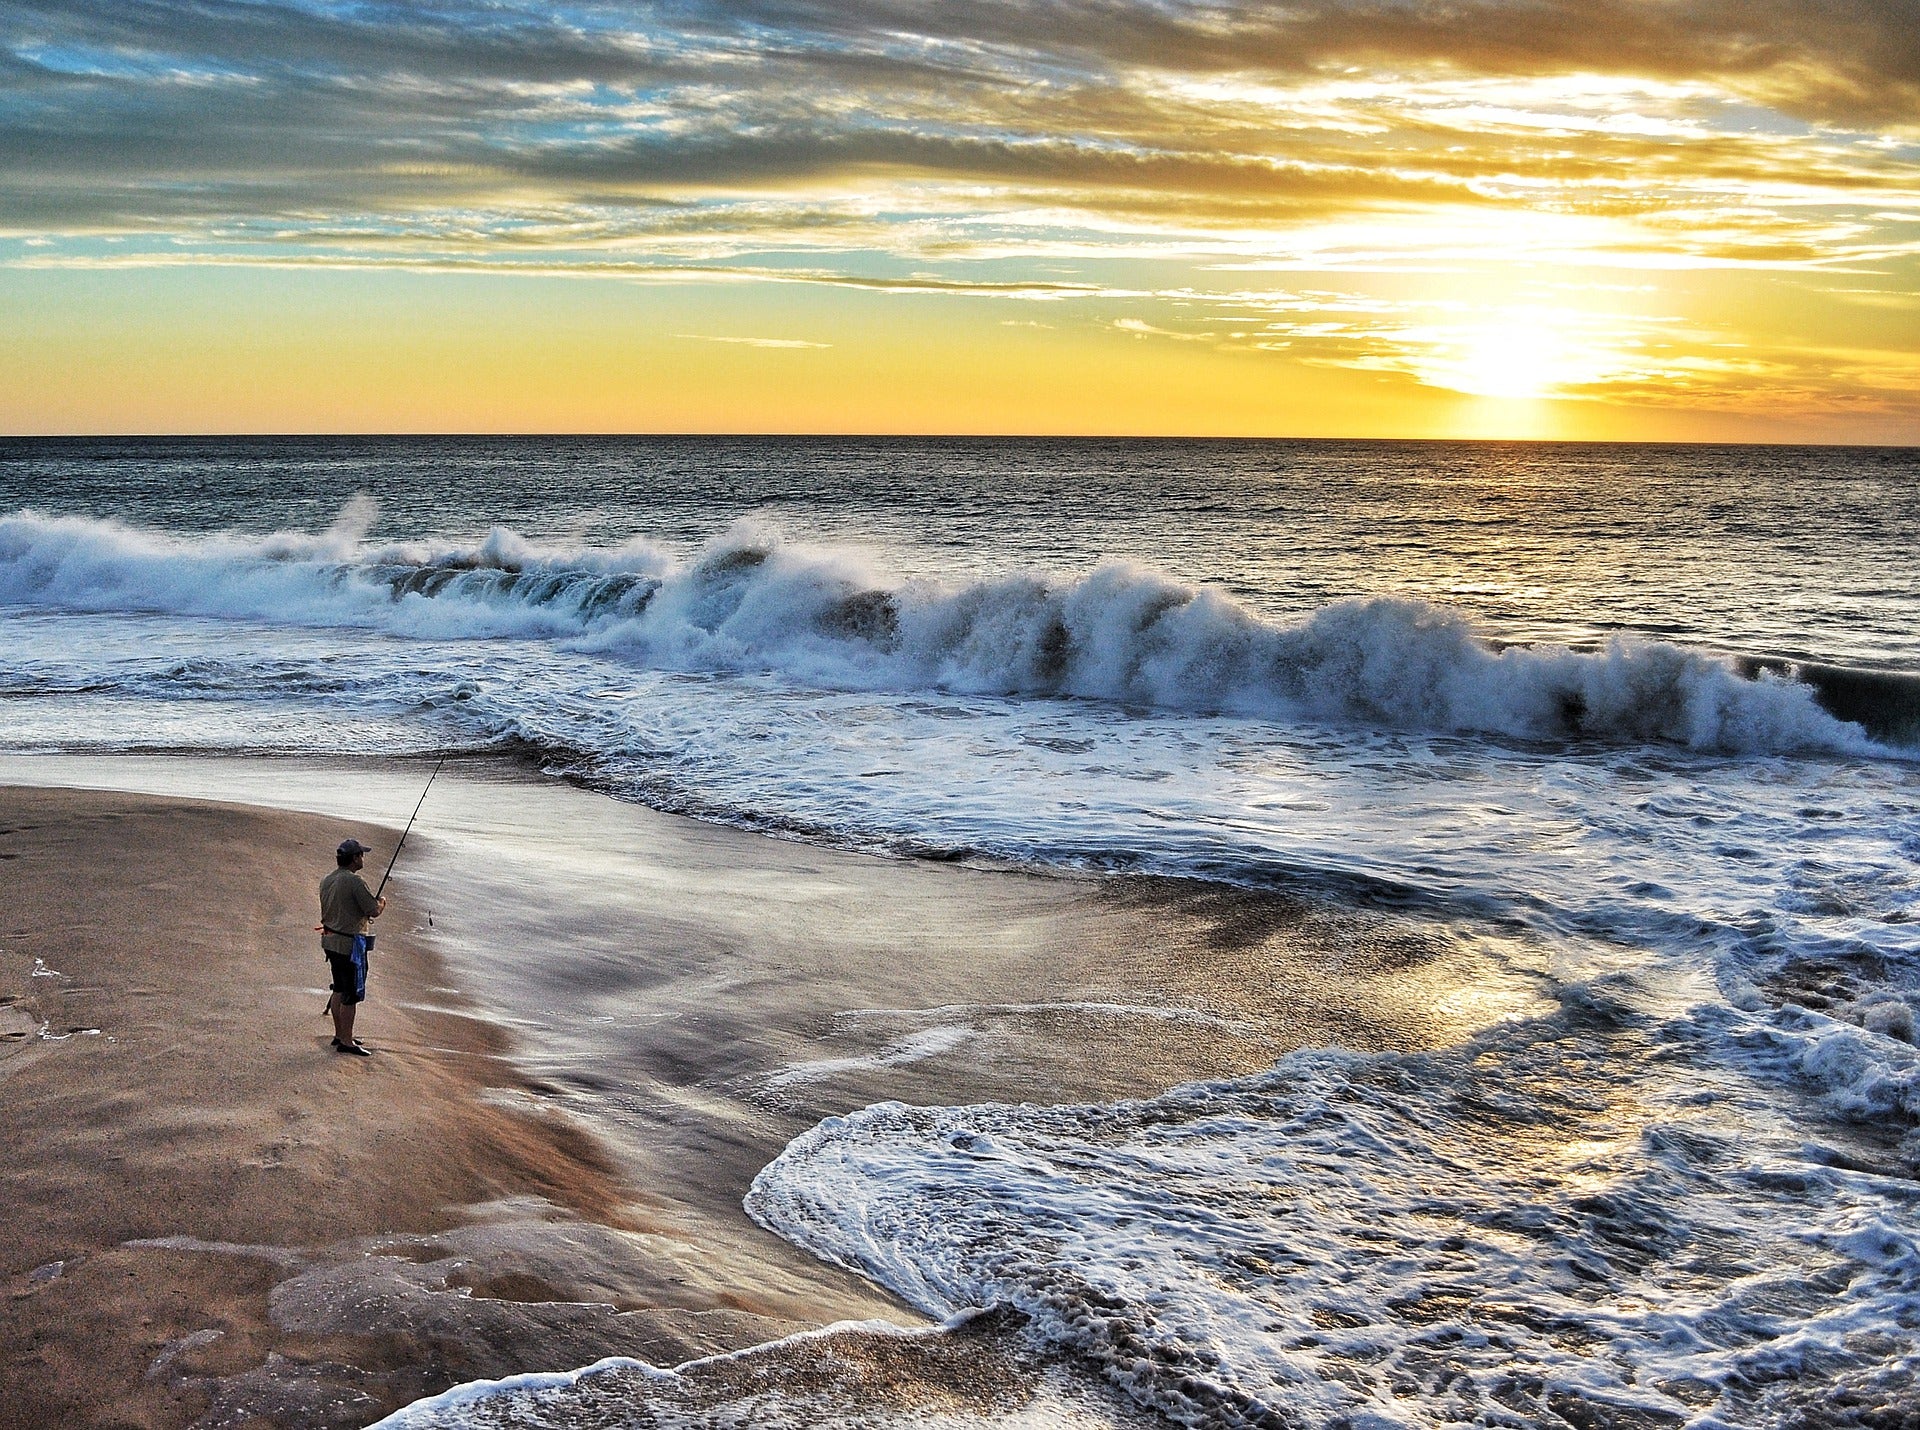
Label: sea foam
xmin=0 ymin=509 xmax=1885 ymax=756
xmin=747 ymin=1002 xmax=1920 ymax=1430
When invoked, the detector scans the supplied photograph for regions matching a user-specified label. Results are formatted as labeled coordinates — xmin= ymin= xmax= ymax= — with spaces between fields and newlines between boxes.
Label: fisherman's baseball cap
xmin=337 ymin=838 xmax=375 ymax=857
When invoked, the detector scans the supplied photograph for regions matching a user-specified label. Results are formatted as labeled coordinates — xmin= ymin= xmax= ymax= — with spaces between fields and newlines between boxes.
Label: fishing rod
xmin=375 ymin=753 xmax=447 ymax=900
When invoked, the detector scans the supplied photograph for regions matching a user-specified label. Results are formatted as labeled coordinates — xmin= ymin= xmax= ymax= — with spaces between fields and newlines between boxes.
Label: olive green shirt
xmin=319 ymin=867 xmax=380 ymax=955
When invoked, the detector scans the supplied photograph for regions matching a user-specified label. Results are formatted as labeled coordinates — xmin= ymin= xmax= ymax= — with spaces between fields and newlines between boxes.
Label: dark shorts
xmin=326 ymin=948 xmax=368 ymax=1004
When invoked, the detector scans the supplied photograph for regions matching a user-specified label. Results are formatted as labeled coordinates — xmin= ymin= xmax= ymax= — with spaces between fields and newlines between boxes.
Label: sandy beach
xmin=0 ymin=759 xmax=1549 ymax=1428
xmin=2 ymin=786 xmax=686 ymax=1425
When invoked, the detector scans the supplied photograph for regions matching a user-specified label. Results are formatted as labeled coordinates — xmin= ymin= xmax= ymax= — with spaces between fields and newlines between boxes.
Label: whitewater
xmin=2 ymin=437 xmax=1917 ymax=1428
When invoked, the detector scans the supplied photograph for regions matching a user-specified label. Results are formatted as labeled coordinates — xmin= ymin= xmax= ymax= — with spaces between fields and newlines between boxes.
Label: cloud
xmin=1 ymin=0 xmax=1917 ymax=404
xmin=676 ymin=333 xmax=830 ymax=347
xmin=1114 ymin=315 xmax=1211 ymax=340
xmin=5 ymin=2 xmax=1917 ymax=232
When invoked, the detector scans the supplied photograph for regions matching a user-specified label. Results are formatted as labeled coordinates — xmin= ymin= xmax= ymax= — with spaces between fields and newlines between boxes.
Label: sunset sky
xmin=2 ymin=1 xmax=1917 ymax=440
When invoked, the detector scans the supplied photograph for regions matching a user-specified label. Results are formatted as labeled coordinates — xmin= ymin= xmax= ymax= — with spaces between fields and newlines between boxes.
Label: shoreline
xmin=1 ymin=756 xmax=1552 ymax=1427
xmin=0 ymin=779 xmax=942 ymax=1427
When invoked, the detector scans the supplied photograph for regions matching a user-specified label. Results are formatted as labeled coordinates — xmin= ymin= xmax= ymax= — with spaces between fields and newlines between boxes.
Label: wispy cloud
xmin=676 ymin=333 xmax=830 ymax=348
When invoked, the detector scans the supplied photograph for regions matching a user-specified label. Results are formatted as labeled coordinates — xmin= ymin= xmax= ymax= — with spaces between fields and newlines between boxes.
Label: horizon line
xmin=4 ymin=432 xmax=1915 ymax=451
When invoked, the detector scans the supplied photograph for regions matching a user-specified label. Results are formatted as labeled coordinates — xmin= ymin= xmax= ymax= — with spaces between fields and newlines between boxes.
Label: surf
xmin=0 ymin=507 xmax=1898 ymax=756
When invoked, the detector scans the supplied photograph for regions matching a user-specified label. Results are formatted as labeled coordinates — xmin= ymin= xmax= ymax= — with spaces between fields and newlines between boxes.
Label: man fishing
xmin=319 ymin=758 xmax=444 ymax=1055
xmin=320 ymin=838 xmax=386 ymax=1055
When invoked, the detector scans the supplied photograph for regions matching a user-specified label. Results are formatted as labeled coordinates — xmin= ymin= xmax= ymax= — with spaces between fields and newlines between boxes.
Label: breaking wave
xmin=0 ymin=506 xmax=1897 ymax=755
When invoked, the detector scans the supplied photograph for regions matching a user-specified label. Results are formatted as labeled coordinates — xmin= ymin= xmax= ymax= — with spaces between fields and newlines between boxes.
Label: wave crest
xmin=0 ymin=507 xmax=1888 ymax=755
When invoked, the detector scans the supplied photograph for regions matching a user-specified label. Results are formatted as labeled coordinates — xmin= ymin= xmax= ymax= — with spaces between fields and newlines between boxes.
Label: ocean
xmin=3 ymin=436 xmax=1917 ymax=1428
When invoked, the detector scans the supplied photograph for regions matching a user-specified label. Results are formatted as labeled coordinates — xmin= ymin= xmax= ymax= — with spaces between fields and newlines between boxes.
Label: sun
xmin=1418 ymin=309 xmax=1616 ymax=401
xmin=1450 ymin=323 xmax=1566 ymax=399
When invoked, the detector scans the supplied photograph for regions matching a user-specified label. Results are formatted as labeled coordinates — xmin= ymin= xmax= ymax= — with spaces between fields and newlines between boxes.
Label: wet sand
xmin=0 ymin=760 xmax=1551 ymax=1428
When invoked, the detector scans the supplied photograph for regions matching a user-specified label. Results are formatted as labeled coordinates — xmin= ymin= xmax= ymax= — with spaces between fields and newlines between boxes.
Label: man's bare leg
xmin=331 ymin=998 xmax=357 ymax=1047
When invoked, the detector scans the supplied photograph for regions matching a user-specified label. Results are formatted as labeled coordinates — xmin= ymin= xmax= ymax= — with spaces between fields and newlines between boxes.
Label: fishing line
xmin=375 ymin=753 xmax=447 ymax=900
